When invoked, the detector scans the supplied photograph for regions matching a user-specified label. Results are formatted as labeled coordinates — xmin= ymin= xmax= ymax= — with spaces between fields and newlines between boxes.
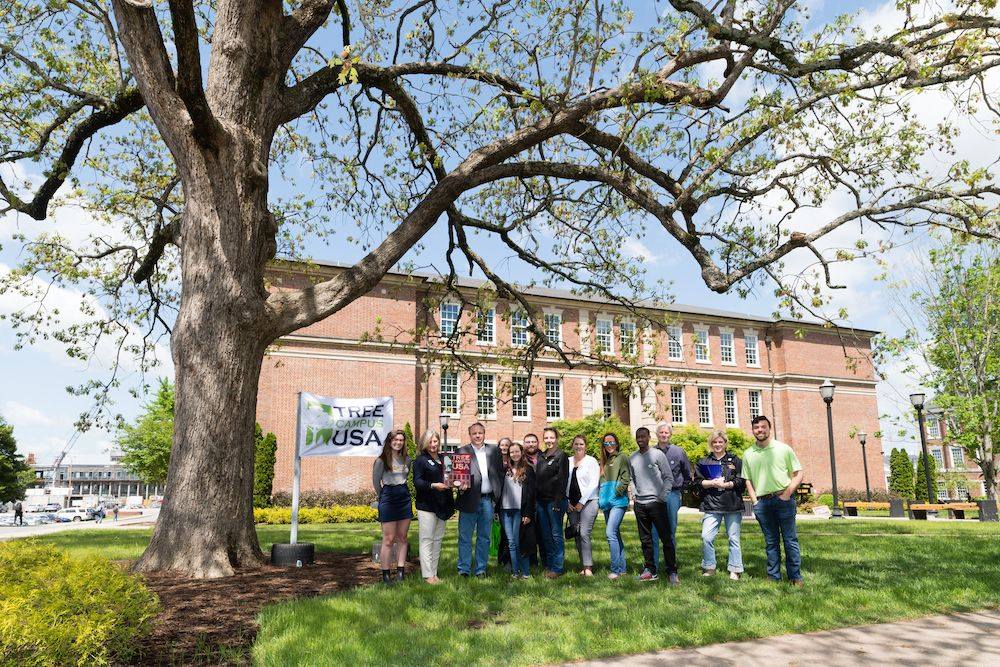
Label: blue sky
xmin=1 ymin=0 xmax=997 ymax=469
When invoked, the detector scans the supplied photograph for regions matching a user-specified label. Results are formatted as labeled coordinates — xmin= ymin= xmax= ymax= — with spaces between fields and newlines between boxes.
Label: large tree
xmin=2 ymin=1 xmax=999 ymax=576
xmin=0 ymin=415 xmax=32 ymax=503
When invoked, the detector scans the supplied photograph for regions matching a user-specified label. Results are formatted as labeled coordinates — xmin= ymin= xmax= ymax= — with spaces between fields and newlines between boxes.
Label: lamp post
xmin=858 ymin=431 xmax=871 ymax=502
xmin=439 ymin=414 xmax=450 ymax=452
xmin=910 ymin=392 xmax=935 ymax=503
xmin=820 ymin=379 xmax=842 ymax=518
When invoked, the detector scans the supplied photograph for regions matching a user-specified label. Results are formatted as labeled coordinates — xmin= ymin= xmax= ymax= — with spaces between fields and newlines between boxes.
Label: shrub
xmin=669 ymin=424 xmax=752 ymax=466
xmin=271 ymin=489 xmax=378 ymax=508
xmin=253 ymin=505 xmax=378 ymax=524
xmin=816 ymin=493 xmax=834 ymax=508
xmin=832 ymin=488 xmax=894 ymax=503
xmin=547 ymin=412 xmax=637 ymax=459
xmin=0 ymin=540 xmax=158 ymax=666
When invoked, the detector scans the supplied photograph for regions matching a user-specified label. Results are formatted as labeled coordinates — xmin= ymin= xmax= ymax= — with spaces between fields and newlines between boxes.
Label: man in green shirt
xmin=741 ymin=415 xmax=804 ymax=585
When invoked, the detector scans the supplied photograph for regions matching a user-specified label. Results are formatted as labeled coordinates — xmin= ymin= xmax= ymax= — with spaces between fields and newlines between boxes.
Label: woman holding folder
xmin=693 ymin=430 xmax=745 ymax=580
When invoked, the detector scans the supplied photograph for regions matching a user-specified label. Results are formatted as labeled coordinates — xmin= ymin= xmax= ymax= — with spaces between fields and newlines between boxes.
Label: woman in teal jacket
xmin=598 ymin=433 xmax=631 ymax=579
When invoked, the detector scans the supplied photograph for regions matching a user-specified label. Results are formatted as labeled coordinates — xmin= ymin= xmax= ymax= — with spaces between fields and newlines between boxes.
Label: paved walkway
xmin=570 ymin=609 xmax=1000 ymax=666
xmin=0 ymin=509 xmax=158 ymax=540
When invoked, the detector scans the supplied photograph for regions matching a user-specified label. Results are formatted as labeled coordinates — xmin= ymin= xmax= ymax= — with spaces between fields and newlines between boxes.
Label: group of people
xmin=372 ymin=414 xmax=804 ymax=586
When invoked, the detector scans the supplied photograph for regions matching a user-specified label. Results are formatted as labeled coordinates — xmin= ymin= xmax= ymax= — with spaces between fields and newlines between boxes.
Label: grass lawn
xmin=36 ymin=517 xmax=1000 ymax=666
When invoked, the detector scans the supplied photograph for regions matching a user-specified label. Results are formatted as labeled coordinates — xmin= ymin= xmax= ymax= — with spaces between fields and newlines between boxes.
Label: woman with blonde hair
xmin=693 ymin=429 xmax=745 ymax=580
xmin=412 ymin=429 xmax=455 ymax=584
xmin=373 ymin=429 xmax=413 ymax=583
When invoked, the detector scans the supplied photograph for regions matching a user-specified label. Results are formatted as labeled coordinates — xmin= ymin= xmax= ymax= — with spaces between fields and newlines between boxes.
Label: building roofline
xmin=268 ymin=258 xmax=881 ymax=337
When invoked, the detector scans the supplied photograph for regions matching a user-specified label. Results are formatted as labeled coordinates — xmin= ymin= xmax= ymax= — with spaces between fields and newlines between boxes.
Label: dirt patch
xmin=127 ymin=552 xmax=380 ymax=666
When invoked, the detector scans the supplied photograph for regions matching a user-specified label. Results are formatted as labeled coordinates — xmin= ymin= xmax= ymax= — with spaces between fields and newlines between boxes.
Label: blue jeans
xmin=458 ymin=496 xmax=494 ymax=575
xmin=536 ymin=499 xmax=566 ymax=574
xmin=652 ymin=489 xmax=681 ymax=572
xmin=701 ymin=511 xmax=743 ymax=573
xmin=501 ymin=509 xmax=530 ymax=576
xmin=754 ymin=496 xmax=801 ymax=581
xmin=603 ymin=506 xmax=627 ymax=574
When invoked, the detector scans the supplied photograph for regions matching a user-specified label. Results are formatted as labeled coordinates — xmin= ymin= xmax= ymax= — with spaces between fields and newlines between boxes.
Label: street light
xmin=439 ymin=413 xmax=450 ymax=451
xmin=858 ymin=431 xmax=871 ymax=502
xmin=910 ymin=392 xmax=935 ymax=503
xmin=819 ymin=379 xmax=842 ymax=518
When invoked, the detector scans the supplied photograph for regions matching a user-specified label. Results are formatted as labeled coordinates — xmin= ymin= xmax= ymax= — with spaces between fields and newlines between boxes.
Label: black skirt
xmin=378 ymin=484 xmax=414 ymax=522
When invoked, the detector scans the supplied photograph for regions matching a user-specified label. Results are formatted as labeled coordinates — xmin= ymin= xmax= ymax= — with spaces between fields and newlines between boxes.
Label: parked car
xmin=43 ymin=503 xmax=62 ymax=512
xmin=54 ymin=507 xmax=94 ymax=522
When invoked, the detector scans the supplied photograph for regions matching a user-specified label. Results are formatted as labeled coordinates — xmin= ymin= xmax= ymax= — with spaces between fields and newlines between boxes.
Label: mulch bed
xmin=128 ymin=553 xmax=381 ymax=666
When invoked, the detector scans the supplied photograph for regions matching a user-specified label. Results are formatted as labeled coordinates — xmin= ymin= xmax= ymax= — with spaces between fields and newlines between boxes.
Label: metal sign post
xmin=290 ymin=391 xmax=303 ymax=545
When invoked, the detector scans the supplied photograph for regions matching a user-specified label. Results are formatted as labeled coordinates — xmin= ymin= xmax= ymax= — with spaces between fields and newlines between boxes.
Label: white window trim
xmin=950 ymin=446 xmax=965 ymax=469
xmin=667 ymin=324 xmax=684 ymax=361
xmin=670 ymin=385 xmax=686 ymax=424
xmin=743 ymin=328 xmax=761 ymax=367
xmin=477 ymin=372 xmax=497 ymax=421
xmin=439 ymin=299 xmax=461 ymax=338
xmin=723 ymin=387 xmax=739 ymax=427
xmin=543 ymin=308 xmax=563 ymax=347
xmin=619 ymin=318 xmax=637 ymax=357
xmin=477 ymin=307 xmax=496 ymax=345
xmin=697 ymin=386 xmax=713 ymax=426
xmin=719 ymin=327 xmax=736 ymax=366
xmin=748 ymin=388 xmax=763 ymax=419
xmin=694 ymin=324 xmax=711 ymax=364
xmin=595 ymin=313 xmax=614 ymax=356
xmin=439 ymin=369 xmax=461 ymax=418
xmin=510 ymin=307 xmax=529 ymax=347
xmin=511 ymin=375 xmax=532 ymax=422
xmin=544 ymin=376 xmax=564 ymax=421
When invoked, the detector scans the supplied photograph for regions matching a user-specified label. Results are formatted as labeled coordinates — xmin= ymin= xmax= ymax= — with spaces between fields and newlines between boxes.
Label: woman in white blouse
xmin=566 ymin=435 xmax=600 ymax=576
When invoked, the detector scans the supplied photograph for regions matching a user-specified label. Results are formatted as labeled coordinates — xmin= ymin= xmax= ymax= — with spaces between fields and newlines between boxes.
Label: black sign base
xmin=271 ymin=542 xmax=315 ymax=566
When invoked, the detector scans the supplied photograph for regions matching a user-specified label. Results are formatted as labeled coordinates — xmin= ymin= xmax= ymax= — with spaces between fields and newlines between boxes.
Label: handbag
xmin=564 ymin=516 xmax=578 ymax=540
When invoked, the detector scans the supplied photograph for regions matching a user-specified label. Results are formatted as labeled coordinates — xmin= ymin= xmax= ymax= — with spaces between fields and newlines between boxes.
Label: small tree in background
xmin=548 ymin=413 xmax=636 ymax=460
xmin=0 ymin=416 xmax=32 ymax=503
xmin=118 ymin=380 xmax=174 ymax=485
xmin=888 ymin=448 xmax=915 ymax=500
xmin=403 ymin=422 xmax=417 ymax=499
xmin=914 ymin=452 xmax=939 ymax=502
xmin=253 ymin=425 xmax=278 ymax=508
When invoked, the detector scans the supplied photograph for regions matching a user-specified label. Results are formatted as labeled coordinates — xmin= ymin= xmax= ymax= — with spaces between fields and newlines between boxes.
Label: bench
xmin=909 ymin=502 xmax=978 ymax=520
xmin=843 ymin=501 xmax=890 ymax=516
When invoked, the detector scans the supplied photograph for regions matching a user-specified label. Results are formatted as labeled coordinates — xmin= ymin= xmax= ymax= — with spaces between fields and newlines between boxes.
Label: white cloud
xmin=622 ymin=237 xmax=658 ymax=262
xmin=1 ymin=400 xmax=55 ymax=428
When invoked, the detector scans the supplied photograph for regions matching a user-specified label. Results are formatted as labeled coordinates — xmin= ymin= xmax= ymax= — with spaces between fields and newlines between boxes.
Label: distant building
xmin=923 ymin=416 xmax=985 ymax=499
xmin=257 ymin=260 xmax=886 ymax=496
xmin=32 ymin=462 xmax=163 ymax=500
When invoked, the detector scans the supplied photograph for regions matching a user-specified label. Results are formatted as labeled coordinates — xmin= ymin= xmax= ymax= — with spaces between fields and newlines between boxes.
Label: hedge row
xmin=0 ymin=541 xmax=158 ymax=666
xmin=253 ymin=505 xmax=378 ymax=524
xmin=270 ymin=489 xmax=378 ymax=508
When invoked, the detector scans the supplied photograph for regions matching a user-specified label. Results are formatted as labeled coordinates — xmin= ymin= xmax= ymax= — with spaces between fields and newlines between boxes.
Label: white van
xmin=55 ymin=507 xmax=94 ymax=522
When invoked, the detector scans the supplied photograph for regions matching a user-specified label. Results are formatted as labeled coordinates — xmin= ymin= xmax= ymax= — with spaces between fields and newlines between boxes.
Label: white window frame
xmin=697 ymin=386 xmax=713 ymax=426
xmin=744 ymin=329 xmax=760 ymax=367
xmin=619 ymin=319 xmax=637 ymax=357
xmin=950 ymin=446 xmax=965 ymax=469
xmin=936 ymin=481 xmax=950 ymax=501
xmin=510 ymin=308 xmax=529 ymax=347
xmin=545 ymin=377 xmax=564 ymax=420
xmin=927 ymin=419 xmax=941 ymax=439
xmin=748 ymin=389 xmax=763 ymax=419
xmin=544 ymin=310 xmax=563 ymax=348
xmin=694 ymin=326 xmax=711 ymax=363
xmin=602 ymin=388 xmax=614 ymax=419
xmin=477 ymin=372 xmax=497 ymax=420
xmin=719 ymin=328 xmax=735 ymax=365
xmin=511 ymin=375 xmax=531 ymax=421
xmin=666 ymin=324 xmax=683 ymax=360
xmin=723 ymin=388 xmax=738 ymax=427
xmin=931 ymin=447 xmax=944 ymax=468
xmin=670 ymin=385 xmax=685 ymax=423
xmin=477 ymin=307 xmax=496 ymax=345
xmin=595 ymin=316 xmax=614 ymax=355
xmin=440 ymin=300 xmax=460 ymax=337
xmin=440 ymin=370 xmax=460 ymax=416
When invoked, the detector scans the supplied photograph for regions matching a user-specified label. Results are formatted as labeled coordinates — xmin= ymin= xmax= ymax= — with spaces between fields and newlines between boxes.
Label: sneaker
xmin=607 ymin=573 xmax=620 ymax=581
xmin=729 ymin=572 xmax=741 ymax=581
xmin=475 ymin=572 xmax=488 ymax=579
xmin=701 ymin=568 xmax=716 ymax=577
xmin=544 ymin=570 xmax=562 ymax=579
xmin=791 ymin=579 xmax=804 ymax=588
xmin=520 ymin=574 xmax=532 ymax=580
xmin=668 ymin=573 xmax=680 ymax=586
xmin=637 ymin=570 xmax=658 ymax=582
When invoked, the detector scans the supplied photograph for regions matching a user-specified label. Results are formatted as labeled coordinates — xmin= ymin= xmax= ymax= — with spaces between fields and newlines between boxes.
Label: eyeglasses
xmin=602 ymin=440 xmax=617 ymax=446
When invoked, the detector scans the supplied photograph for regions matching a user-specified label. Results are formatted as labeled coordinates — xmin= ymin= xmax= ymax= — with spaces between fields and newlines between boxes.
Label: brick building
xmin=924 ymin=415 xmax=986 ymax=499
xmin=257 ymin=260 xmax=886 ymax=496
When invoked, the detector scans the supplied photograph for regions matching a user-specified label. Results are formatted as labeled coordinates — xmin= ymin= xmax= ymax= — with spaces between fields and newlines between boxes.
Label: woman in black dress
xmin=373 ymin=429 xmax=412 ymax=583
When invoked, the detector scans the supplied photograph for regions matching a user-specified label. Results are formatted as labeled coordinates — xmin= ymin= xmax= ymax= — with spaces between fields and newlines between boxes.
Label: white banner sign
xmin=297 ymin=393 xmax=393 ymax=457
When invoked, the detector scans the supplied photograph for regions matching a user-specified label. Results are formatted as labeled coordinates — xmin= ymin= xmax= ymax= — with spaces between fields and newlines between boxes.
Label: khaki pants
xmin=417 ymin=510 xmax=447 ymax=579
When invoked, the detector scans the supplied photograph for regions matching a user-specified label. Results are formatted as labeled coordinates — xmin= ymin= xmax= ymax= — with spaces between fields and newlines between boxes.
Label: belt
xmin=758 ymin=492 xmax=781 ymax=500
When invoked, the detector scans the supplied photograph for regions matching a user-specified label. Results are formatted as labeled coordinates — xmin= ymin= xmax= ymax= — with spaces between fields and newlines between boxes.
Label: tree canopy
xmin=0 ymin=415 xmax=33 ymax=503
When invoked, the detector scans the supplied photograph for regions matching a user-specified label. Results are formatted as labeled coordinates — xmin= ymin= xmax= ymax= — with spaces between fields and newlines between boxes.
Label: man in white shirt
xmin=455 ymin=423 xmax=503 ymax=576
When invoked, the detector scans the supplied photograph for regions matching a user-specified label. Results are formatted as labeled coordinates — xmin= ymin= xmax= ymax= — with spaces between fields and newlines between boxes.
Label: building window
xmin=931 ymin=448 xmax=944 ymax=468
xmin=620 ymin=321 xmax=636 ymax=356
xmin=477 ymin=373 xmax=496 ymax=419
xmin=440 ymin=371 xmax=459 ymax=414
xmin=544 ymin=312 xmax=562 ymax=347
xmin=440 ymin=301 xmax=460 ymax=337
xmin=936 ymin=481 xmax=949 ymax=501
xmin=745 ymin=331 xmax=760 ymax=366
xmin=720 ymin=331 xmax=735 ymax=364
xmin=695 ymin=328 xmax=710 ymax=362
xmin=667 ymin=324 xmax=683 ymax=360
xmin=545 ymin=378 xmax=563 ymax=419
xmin=512 ymin=376 xmax=530 ymax=419
xmin=670 ymin=386 xmax=685 ymax=423
xmin=595 ymin=318 xmax=613 ymax=354
xmin=697 ymin=387 xmax=712 ymax=425
xmin=511 ymin=309 xmax=528 ymax=346
xmin=956 ymin=480 xmax=970 ymax=500
xmin=748 ymin=389 xmax=762 ymax=418
xmin=477 ymin=308 xmax=495 ymax=344
xmin=602 ymin=388 xmax=613 ymax=419
xmin=927 ymin=419 xmax=941 ymax=439
xmin=950 ymin=446 xmax=965 ymax=468
xmin=723 ymin=388 xmax=738 ymax=426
